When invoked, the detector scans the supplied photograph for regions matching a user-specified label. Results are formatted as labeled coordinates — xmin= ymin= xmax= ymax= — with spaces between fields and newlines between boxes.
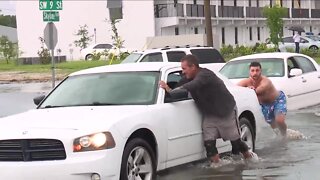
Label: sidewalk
xmin=0 ymin=71 xmax=67 ymax=84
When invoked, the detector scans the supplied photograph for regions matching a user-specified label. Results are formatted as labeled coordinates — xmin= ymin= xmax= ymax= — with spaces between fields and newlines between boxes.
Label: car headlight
xmin=73 ymin=132 xmax=115 ymax=152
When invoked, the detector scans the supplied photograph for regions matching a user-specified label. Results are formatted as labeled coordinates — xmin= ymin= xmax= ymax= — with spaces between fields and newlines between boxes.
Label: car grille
xmin=0 ymin=139 xmax=66 ymax=161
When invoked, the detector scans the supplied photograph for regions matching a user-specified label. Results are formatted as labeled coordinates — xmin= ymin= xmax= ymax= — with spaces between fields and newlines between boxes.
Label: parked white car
xmin=267 ymin=36 xmax=320 ymax=51
xmin=0 ymin=63 xmax=264 ymax=180
xmin=121 ymin=46 xmax=226 ymax=71
xmin=220 ymin=52 xmax=320 ymax=110
xmin=81 ymin=43 xmax=129 ymax=60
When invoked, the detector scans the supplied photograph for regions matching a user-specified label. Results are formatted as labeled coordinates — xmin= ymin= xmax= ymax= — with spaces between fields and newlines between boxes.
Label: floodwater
xmin=0 ymin=83 xmax=320 ymax=180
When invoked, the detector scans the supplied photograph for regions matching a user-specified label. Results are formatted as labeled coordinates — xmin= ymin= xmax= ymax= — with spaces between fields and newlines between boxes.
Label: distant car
xmin=121 ymin=46 xmax=226 ymax=71
xmin=0 ymin=62 xmax=264 ymax=180
xmin=267 ymin=36 xmax=320 ymax=51
xmin=81 ymin=43 xmax=129 ymax=60
xmin=220 ymin=52 xmax=320 ymax=110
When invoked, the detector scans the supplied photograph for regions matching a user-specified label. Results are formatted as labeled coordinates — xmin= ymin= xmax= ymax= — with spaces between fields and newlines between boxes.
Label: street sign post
xmin=44 ymin=22 xmax=58 ymax=88
xmin=43 ymin=11 xmax=60 ymax=22
xmin=39 ymin=0 xmax=63 ymax=10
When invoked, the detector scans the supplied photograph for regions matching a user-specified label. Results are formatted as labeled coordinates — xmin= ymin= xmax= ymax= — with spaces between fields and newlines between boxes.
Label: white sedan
xmin=0 ymin=63 xmax=264 ymax=180
xmin=220 ymin=52 xmax=320 ymax=110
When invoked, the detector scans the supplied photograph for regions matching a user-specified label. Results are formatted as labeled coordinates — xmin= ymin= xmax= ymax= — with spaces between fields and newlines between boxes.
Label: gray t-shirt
xmin=180 ymin=68 xmax=236 ymax=118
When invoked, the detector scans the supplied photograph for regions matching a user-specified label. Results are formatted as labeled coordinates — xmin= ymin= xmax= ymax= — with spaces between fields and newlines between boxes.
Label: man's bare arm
xmin=255 ymin=78 xmax=271 ymax=95
xmin=237 ymin=78 xmax=250 ymax=87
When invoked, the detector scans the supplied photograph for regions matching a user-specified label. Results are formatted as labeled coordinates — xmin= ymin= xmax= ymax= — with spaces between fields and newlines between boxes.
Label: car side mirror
xmin=289 ymin=68 xmax=303 ymax=77
xmin=165 ymin=88 xmax=189 ymax=103
xmin=33 ymin=95 xmax=46 ymax=105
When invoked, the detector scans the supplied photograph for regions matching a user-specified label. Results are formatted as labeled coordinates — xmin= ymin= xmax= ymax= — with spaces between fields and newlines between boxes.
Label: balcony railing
xmin=218 ymin=6 xmax=244 ymax=18
xmin=186 ymin=4 xmax=216 ymax=17
xmin=154 ymin=3 xmax=184 ymax=18
xmin=246 ymin=7 xmax=263 ymax=18
xmin=311 ymin=9 xmax=320 ymax=18
xmin=292 ymin=8 xmax=309 ymax=18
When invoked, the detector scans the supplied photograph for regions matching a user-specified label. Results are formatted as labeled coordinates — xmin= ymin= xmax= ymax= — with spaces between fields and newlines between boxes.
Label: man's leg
xmin=204 ymin=140 xmax=219 ymax=163
xmin=275 ymin=113 xmax=287 ymax=136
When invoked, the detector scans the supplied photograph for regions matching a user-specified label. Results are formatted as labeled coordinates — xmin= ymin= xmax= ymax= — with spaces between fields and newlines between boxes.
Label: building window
xmin=249 ymin=27 xmax=252 ymax=41
xmin=280 ymin=0 xmax=283 ymax=7
xmin=235 ymin=27 xmax=238 ymax=44
xmin=175 ymin=27 xmax=179 ymax=35
xmin=249 ymin=0 xmax=251 ymax=7
xmin=257 ymin=27 xmax=261 ymax=41
xmin=310 ymin=26 xmax=312 ymax=32
xmin=107 ymin=0 xmax=123 ymax=20
xmin=222 ymin=27 xmax=225 ymax=44
xmin=221 ymin=0 xmax=224 ymax=6
xmin=257 ymin=0 xmax=259 ymax=7
xmin=194 ymin=27 xmax=198 ymax=34
xmin=270 ymin=0 xmax=272 ymax=7
xmin=234 ymin=0 xmax=237 ymax=6
xmin=193 ymin=0 xmax=197 ymax=5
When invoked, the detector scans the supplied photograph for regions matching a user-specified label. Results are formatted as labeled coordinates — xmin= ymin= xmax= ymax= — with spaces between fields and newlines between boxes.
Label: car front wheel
xmin=85 ymin=54 xmax=93 ymax=61
xmin=239 ymin=117 xmax=255 ymax=152
xmin=120 ymin=138 xmax=156 ymax=180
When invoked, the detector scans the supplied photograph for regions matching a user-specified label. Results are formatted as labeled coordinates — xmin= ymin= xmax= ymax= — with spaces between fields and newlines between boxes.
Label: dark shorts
xmin=261 ymin=91 xmax=287 ymax=124
xmin=202 ymin=106 xmax=241 ymax=141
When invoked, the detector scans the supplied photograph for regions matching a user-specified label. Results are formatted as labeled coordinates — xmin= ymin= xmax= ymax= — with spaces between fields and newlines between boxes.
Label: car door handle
xmin=302 ymin=77 xmax=307 ymax=83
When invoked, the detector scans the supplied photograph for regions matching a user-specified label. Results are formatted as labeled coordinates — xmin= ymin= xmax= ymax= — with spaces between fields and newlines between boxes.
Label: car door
xmin=158 ymin=69 xmax=228 ymax=167
xmin=294 ymin=56 xmax=320 ymax=95
xmin=286 ymin=56 xmax=319 ymax=109
xmin=282 ymin=37 xmax=295 ymax=50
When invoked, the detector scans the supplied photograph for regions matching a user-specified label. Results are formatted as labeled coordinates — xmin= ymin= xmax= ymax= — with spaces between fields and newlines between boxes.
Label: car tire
xmin=309 ymin=45 xmax=319 ymax=50
xmin=239 ymin=117 xmax=255 ymax=152
xmin=85 ymin=54 xmax=93 ymax=61
xmin=120 ymin=138 xmax=156 ymax=180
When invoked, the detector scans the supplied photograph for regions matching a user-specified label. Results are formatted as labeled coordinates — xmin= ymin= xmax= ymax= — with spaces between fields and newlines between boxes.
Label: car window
xmin=282 ymin=37 xmax=294 ymax=43
xmin=190 ymin=49 xmax=225 ymax=63
xmin=40 ymin=72 xmax=160 ymax=107
xmin=94 ymin=44 xmax=113 ymax=49
xmin=140 ymin=53 xmax=163 ymax=62
xmin=165 ymin=71 xmax=191 ymax=103
xmin=166 ymin=51 xmax=186 ymax=62
xmin=121 ymin=53 xmax=143 ymax=63
xmin=293 ymin=56 xmax=317 ymax=73
xmin=220 ymin=58 xmax=284 ymax=78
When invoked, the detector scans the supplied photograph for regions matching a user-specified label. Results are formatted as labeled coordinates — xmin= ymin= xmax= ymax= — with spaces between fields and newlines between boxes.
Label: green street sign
xmin=39 ymin=0 xmax=63 ymax=10
xmin=43 ymin=11 xmax=60 ymax=22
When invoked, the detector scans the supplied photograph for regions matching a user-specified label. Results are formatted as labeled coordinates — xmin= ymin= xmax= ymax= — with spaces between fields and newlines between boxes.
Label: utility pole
xmin=204 ymin=0 xmax=213 ymax=47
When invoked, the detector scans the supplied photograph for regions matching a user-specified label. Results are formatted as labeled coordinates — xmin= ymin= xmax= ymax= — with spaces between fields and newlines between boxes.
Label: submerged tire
xmin=239 ymin=117 xmax=255 ymax=152
xmin=120 ymin=138 xmax=156 ymax=180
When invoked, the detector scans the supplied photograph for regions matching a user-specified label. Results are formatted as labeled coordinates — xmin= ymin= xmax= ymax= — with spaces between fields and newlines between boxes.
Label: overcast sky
xmin=0 ymin=1 xmax=16 ymax=15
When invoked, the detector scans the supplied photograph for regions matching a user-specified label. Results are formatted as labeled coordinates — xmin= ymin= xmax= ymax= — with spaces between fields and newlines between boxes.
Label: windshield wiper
xmin=42 ymin=105 xmax=64 ymax=109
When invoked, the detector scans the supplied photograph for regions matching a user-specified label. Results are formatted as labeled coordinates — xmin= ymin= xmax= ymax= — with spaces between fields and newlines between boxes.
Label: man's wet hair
xmin=181 ymin=54 xmax=200 ymax=68
xmin=249 ymin=61 xmax=261 ymax=69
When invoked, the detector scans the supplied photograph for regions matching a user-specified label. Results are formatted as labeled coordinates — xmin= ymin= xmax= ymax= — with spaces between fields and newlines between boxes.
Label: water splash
xmin=286 ymin=129 xmax=307 ymax=140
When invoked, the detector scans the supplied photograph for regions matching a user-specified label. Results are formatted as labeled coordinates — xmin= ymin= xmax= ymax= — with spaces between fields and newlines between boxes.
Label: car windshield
xmin=220 ymin=58 xmax=284 ymax=79
xmin=121 ymin=53 xmax=143 ymax=63
xmin=39 ymin=71 xmax=159 ymax=108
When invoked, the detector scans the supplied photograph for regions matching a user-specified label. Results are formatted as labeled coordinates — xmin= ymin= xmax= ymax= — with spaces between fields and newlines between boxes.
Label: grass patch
xmin=0 ymin=60 xmax=121 ymax=74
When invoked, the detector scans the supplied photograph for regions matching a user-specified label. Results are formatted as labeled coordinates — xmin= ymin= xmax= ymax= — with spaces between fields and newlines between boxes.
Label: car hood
xmin=0 ymin=106 xmax=147 ymax=133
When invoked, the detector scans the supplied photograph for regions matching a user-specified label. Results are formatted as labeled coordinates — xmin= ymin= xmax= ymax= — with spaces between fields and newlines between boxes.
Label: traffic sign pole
xmin=48 ymin=22 xmax=56 ymax=88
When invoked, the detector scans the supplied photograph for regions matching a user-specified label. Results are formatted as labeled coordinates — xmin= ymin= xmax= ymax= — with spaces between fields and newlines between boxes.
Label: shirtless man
xmin=238 ymin=62 xmax=287 ymax=136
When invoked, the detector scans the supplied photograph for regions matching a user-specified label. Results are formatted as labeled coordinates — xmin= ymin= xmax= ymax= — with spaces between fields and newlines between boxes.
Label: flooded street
xmin=1 ymin=83 xmax=320 ymax=180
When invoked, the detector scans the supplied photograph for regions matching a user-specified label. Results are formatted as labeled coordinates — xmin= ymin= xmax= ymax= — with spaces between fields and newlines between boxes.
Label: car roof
xmin=131 ymin=46 xmax=215 ymax=54
xmin=229 ymin=52 xmax=307 ymax=62
xmin=70 ymin=62 xmax=181 ymax=76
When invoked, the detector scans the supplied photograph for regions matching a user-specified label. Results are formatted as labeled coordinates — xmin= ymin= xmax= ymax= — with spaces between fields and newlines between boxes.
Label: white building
xmin=16 ymin=0 xmax=320 ymax=60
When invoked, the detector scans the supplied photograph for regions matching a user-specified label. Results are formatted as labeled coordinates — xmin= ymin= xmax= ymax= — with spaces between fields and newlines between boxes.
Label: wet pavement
xmin=0 ymin=83 xmax=320 ymax=180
